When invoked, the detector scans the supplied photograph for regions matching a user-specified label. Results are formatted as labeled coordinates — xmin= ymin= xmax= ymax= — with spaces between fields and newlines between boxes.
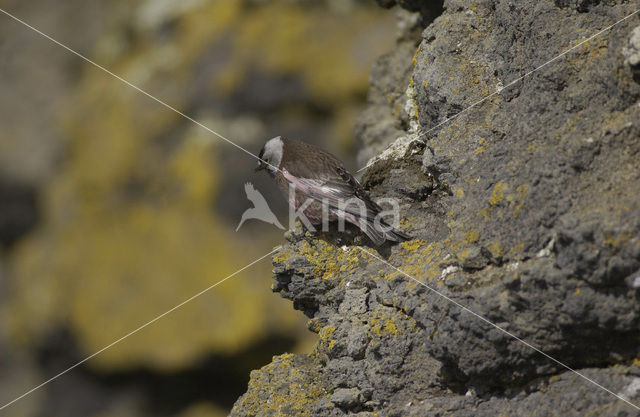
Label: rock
xmin=233 ymin=0 xmax=640 ymax=416
xmin=623 ymin=26 xmax=640 ymax=67
xmin=330 ymin=388 xmax=362 ymax=409
xmin=623 ymin=25 xmax=640 ymax=81
xmin=456 ymin=246 xmax=492 ymax=270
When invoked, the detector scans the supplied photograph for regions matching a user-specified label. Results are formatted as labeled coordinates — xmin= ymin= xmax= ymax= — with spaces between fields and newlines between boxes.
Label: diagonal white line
xmin=357 ymin=246 xmax=640 ymax=411
xmin=357 ymin=9 xmax=640 ymax=173
xmin=0 ymin=246 xmax=281 ymax=411
xmin=0 ymin=7 xmax=281 ymax=173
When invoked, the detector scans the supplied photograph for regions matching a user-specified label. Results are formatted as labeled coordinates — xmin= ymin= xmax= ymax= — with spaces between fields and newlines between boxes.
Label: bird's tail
xmin=382 ymin=223 xmax=412 ymax=243
xmin=361 ymin=219 xmax=412 ymax=246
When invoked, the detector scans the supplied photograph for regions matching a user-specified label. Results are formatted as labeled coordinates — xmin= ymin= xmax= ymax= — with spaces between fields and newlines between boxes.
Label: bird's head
xmin=255 ymin=136 xmax=283 ymax=175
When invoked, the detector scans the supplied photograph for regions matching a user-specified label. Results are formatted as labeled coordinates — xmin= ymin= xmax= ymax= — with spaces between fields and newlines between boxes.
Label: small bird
xmin=255 ymin=136 xmax=411 ymax=245
xmin=236 ymin=182 xmax=285 ymax=231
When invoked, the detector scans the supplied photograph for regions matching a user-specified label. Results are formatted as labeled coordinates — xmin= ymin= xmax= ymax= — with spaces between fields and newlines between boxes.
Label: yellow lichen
xmin=489 ymin=180 xmax=506 ymax=206
xmin=273 ymin=250 xmax=292 ymax=266
xmin=508 ymin=241 xmax=525 ymax=259
xmin=296 ymin=240 xmax=360 ymax=280
xmin=412 ymin=44 xmax=421 ymax=67
xmin=604 ymin=232 xmax=631 ymax=248
xmin=473 ymin=138 xmax=487 ymax=154
xmin=456 ymin=247 xmax=473 ymax=260
xmin=489 ymin=242 xmax=504 ymax=259
xmin=464 ymin=229 xmax=480 ymax=243
xmin=512 ymin=184 xmax=529 ymax=218
xmin=236 ymin=352 xmax=326 ymax=416
xmin=369 ymin=309 xmax=402 ymax=337
xmin=318 ymin=325 xmax=336 ymax=348
xmin=400 ymin=239 xmax=426 ymax=252
xmin=478 ymin=205 xmax=492 ymax=221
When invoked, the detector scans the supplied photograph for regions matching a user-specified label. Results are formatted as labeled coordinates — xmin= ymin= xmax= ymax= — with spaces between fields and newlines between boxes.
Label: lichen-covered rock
xmin=233 ymin=0 xmax=640 ymax=415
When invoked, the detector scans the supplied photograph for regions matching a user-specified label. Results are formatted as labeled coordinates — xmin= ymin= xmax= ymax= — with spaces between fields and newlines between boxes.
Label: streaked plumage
xmin=256 ymin=136 xmax=410 ymax=245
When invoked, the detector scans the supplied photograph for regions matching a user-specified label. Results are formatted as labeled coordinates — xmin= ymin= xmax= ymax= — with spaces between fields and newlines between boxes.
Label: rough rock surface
xmin=231 ymin=1 xmax=640 ymax=416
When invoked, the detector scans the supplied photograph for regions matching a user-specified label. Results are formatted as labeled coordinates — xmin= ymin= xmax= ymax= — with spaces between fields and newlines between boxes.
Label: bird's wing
xmin=282 ymin=168 xmax=380 ymax=220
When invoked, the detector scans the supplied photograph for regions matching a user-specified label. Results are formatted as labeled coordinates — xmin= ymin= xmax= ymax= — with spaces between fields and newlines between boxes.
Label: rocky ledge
xmin=231 ymin=1 xmax=640 ymax=416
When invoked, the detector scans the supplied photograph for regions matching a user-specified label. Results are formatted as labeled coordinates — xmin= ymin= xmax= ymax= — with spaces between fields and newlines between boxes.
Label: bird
xmin=255 ymin=136 xmax=411 ymax=245
xmin=236 ymin=182 xmax=285 ymax=232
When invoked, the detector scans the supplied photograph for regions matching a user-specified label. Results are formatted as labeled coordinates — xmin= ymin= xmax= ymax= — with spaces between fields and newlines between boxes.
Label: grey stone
xmin=232 ymin=1 xmax=640 ymax=416
xmin=623 ymin=25 xmax=640 ymax=67
xmin=330 ymin=388 xmax=362 ymax=408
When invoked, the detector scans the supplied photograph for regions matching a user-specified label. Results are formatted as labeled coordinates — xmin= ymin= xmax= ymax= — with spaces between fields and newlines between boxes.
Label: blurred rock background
xmin=0 ymin=0 xmax=396 ymax=416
